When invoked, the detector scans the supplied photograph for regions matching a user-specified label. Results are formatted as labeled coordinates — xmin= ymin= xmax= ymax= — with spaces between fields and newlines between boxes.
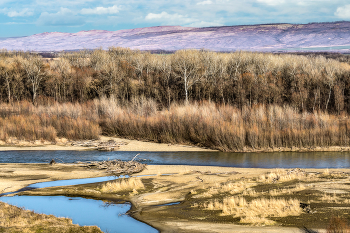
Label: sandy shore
xmin=2 ymin=163 xmax=343 ymax=232
xmin=2 ymin=136 xmax=350 ymax=153
xmin=0 ymin=136 xmax=217 ymax=152
xmin=0 ymin=139 xmax=346 ymax=233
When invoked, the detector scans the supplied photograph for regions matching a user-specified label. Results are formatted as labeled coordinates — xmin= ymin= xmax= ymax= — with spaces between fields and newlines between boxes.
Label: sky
xmin=1 ymin=0 xmax=350 ymax=37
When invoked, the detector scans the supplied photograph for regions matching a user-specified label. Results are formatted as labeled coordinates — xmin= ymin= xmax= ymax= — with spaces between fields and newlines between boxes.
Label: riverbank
xmin=3 ymin=163 xmax=350 ymax=232
xmin=3 ymin=136 xmax=350 ymax=153
xmin=0 ymin=136 xmax=217 ymax=152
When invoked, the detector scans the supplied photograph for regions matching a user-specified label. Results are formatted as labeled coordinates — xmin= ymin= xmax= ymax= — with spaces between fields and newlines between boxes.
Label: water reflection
xmin=0 ymin=150 xmax=350 ymax=168
xmin=0 ymin=196 xmax=157 ymax=233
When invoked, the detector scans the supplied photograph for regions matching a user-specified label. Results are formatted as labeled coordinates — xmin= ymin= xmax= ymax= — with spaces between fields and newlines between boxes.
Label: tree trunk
xmin=5 ymin=76 xmax=11 ymax=103
xmin=326 ymin=86 xmax=332 ymax=111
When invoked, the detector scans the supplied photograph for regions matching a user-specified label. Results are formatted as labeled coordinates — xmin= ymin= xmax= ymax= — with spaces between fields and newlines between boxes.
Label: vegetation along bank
xmin=1 ymin=49 xmax=350 ymax=151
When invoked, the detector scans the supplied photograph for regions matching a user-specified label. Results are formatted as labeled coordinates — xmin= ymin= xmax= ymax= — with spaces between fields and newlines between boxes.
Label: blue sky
xmin=1 ymin=0 xmax=350 ymax=37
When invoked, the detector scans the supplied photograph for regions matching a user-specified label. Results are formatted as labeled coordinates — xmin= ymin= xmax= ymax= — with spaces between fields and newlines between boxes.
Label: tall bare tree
xmin=51 ymin=58 xmax=71 ymax=101
xmin=0 ymin=58 xmax=14 ymax=103
xmin=324 ymin=59 xmax=340 ymax=111
xmin=17 ymin=55 xmax=44 ymax=104
xmin=172 ymin=50 xmax=202 ymax=103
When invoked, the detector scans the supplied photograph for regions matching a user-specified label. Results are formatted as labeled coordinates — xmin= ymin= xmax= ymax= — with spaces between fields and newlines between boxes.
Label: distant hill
xmin=1 ymin=22 xmax=350 ymax=52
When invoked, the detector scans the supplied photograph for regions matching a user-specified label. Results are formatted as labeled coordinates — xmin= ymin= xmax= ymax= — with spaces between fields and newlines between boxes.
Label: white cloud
xmin=7 ymin=8 xmax=33 ymax=17
xmin=197 ymin=0 xmax=213 ymax=5
xmin=335 ymin=5 xmax=350 ymax=19
xmin=145 ymin=11 xmax=197 ymax=25
xmin=145 ymin=11 xmax=192 ymax=23
xmin=256 ymin=0 xmax=285 ymax=6
xmin=145 ymin=11 xmax=225 ymax=28
xmin=81 ymin=5 xmax=120 ymax=15
xmin=37 ymin=8 xmax=85 ymax=26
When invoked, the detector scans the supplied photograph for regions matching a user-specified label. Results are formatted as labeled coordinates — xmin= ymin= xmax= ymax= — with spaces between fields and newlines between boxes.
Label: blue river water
xmin=0 ymin=195 xmax=157 ymax=233
xmin=0 ymin=150 xmax=350 ymax=168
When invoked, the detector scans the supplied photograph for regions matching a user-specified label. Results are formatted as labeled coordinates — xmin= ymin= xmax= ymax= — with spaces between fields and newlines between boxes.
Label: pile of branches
xmin=71 ymin=139 xmax=128 ymax=151
xmin=80 ymin=159 xmax=146 ymax=175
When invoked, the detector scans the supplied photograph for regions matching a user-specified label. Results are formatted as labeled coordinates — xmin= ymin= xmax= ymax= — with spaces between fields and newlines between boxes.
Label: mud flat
xmin=3 ymin=163 xmax=350 ymax=232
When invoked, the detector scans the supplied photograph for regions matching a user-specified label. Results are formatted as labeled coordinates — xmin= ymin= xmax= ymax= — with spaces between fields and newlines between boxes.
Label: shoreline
xmin=1 ymin=136 xmax=350 ymax=153
xmin=0 ymin=136 xmax=217 ymax=152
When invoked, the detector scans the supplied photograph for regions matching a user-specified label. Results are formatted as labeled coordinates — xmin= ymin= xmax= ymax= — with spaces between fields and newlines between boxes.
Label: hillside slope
xmin=1 ymin=22 xmax=350 ymax=52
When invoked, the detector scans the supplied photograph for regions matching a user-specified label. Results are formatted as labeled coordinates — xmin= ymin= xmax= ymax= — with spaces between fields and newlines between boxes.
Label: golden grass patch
xmin=100 ymin=177 xmax=144 ymax=193
xmin=204 ymin=197 xmax=302 ymax=225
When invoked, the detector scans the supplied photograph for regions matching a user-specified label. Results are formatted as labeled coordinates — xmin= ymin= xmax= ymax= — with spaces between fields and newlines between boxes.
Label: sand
xmin=2 ymin=163 xmax=340 ymax=232
xmin=0 ymin=136 xmax=217 ymax=152
xmin=0 ymin=138 xmax=343 ymax=233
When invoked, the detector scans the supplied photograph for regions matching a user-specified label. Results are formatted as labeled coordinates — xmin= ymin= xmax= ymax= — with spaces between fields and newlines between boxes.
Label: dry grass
xmin=97 ymin=99 xmax=350 ymax=152
xmin=268 ymin=183 xmax=307 ymax=196
xmin=0 ymin=201 xmax=102 ymax=232
xmin=259 ymin=168 xmax=311 ymax=183
xmin=0 ymin=101 xmax=100 ymax=141
xmin=317 ymin=192 xmax=350 ymax=204
xmin=220 ymin=181 xmax=257 ymax=194
xmin=100 ymin=177 xmax=144 ymax=193
xmin=327 ymin=217 xmax=350 ymax=233
xmin=0 ymin=115 xmax=57 ymax=141
xmin=3 ymin=98 xmax=350 ymax=151
xmin=204 ymin=197 xmax=302 ymax=225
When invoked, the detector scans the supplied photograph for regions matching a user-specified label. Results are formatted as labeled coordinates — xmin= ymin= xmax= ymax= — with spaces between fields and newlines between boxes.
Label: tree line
xmin=1 ymin=48 xmax=350 ymax=114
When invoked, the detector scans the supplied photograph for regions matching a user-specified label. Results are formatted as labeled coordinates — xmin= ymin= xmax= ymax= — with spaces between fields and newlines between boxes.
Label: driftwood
xmin=79 ymin=159 xmax=146 ymax=175
xmin=71 ymin=139 xmax=128 ymax=151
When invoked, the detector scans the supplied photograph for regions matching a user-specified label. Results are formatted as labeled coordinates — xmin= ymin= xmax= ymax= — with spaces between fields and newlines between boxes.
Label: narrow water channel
xmin=0 ymin=196 xmax=157 ymax=233
xmin=0 ymin=176 xmax=158 ymax=233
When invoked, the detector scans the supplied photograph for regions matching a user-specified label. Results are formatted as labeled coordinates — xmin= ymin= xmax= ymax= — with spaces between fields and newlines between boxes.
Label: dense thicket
xmin=2 ymin=99 xmax=350 ymax=151
xmin=1 ymin=48 xmax=350 ymax=150
xmin=1 ymin=48 xmax=350 ymax=114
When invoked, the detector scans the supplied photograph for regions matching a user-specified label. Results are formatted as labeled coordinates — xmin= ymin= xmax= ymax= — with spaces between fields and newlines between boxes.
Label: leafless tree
xmin=17 ymin=55 xmax=45 ymax=104
xmin=172 ymin=50 xmax=202 ymax=103
xmin=51 ymin=58 xmax=71 ymax=101
xmin=156 ymin=55 xmax=173 ymax=107
xmin=0 ymin=58 xmax=14 ymax=103
xmin=324 ymin=59 xmax=340 ymax=111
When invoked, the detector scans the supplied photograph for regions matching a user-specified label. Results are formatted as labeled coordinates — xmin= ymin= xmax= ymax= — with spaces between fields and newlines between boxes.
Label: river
xmin=1 ymin=149 xmax=350 ymax=232
xmin=0 ymin=150 xmax=350 ymax=168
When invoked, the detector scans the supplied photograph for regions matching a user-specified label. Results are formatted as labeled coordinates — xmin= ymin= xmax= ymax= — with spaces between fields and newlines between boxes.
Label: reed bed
xmin=2 ymin=98 xmax=350 ymax=151
xmin=204 ymin=197 xmax=302 ymax=225
xmin=100 ymin=177 xmax=144 ymax=193
xmin=97 ymin=99 xmax=350 ymax=151
xmin=0 ymin=101 xmax=100 ymax=141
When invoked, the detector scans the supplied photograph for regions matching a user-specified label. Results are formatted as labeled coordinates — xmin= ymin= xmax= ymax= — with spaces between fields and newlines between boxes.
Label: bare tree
xmin=172 ymin=50 xmax=202 ymax=103
xmin=17 ymin=55 xmax=44 ymax=104
xmin=51 ymin=58 xmax=71 ymax=101
xmin=0 ymin=58 xmax=14 ymax=103
xmin=201 ymin=51 xmax=228 ymax=103
xmin=324 ymin=59 xmax=340 ymax=111
xmin=92 ymin=50 xmax=124 ymax=96
xmin=156 ymin=55 xmax=173 ymax=107
xmin=63 ymin=50 xmax=91 ymax=69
